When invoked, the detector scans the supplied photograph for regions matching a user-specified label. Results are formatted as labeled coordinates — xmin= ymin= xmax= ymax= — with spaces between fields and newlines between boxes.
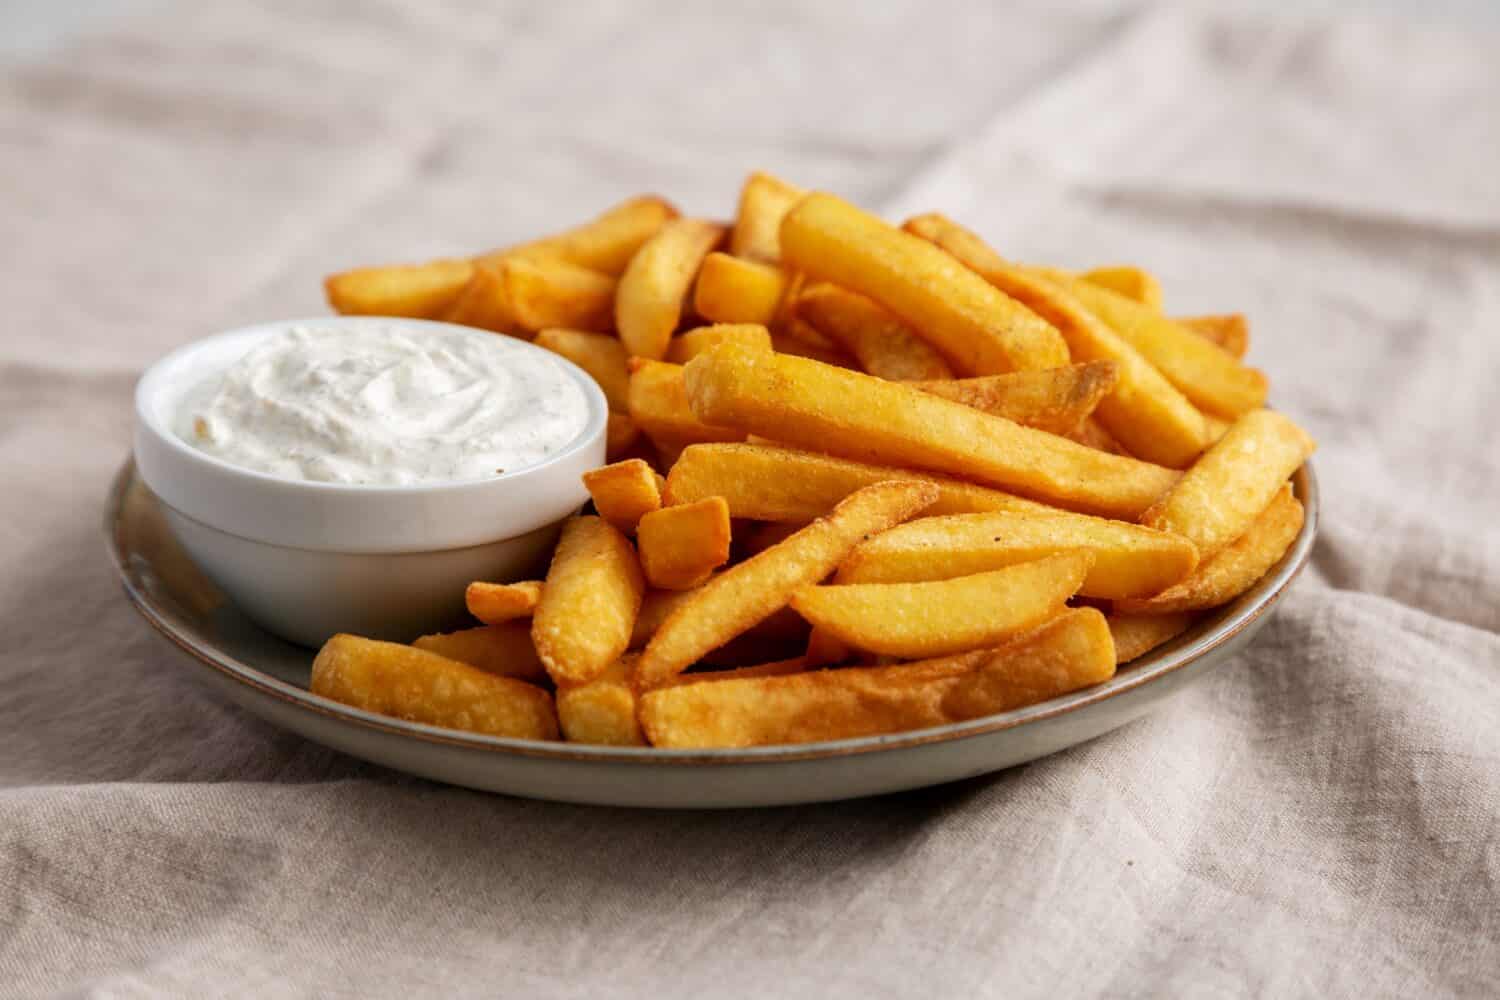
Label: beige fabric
xmin=3 ymin=3 xmax=1498 ymax=996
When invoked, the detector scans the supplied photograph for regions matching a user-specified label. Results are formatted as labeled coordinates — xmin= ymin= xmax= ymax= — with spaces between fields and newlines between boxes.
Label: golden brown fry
xmin=1202 ymin=413 xmax=1232 ymax=444
xmin=665 ymin=323 xmax=773 ymax=364
xmin=1068 ymin=417 xmax=1129 ymax=455
xmin=630 ymin=588 xmax=694 ymax=648
xmin=311 ymin=634 xmax=558 ymax=739
xmin=795 ymin=283 xmax=955 ymax=381
xmin=502 ymin=257 xmax=616 ymax=334
xmin=635 ymin=481 xmax=938 ymax=690
xmin=793 ymin=552 xmax=1092 ymax=658
xmin=325 ymin=259 xmax=475 ymax=319
xmin=693 ymin=253 xmax=788 ymax=326
xmin=465 ymin=580 xmax=543 ymax=624
xmin=639 ymin=608 xmax=1112 ymax=747
xmin=1051 ymin=276 xmax=1267 ymax=419
xmin=556 ymin=657 xmax=644 ymax=745
xmin=636 ymin=496 xmax=732 ymax=590
xmin=532 ymin=515 xmax=645 ymax=685
xmin=837 ymin=509 xmax=1198 ymax=600
xmin=412 ymin=623 xmax=548 ymax=683
xmin=1080 ymin=265 xmax=1163 ymax=311
xmin=1119 ymin=484 xmax=1302 ymax=613
xmin=666 ymin=442 xmax=1048 ymax=522
xmin=534 ymin=329 xmax=629 ymax=412
xmin=781 ymin=194 xmax=1068 ymax=373
xmin=482 ymin=194 xmax=678 ymax=275
xmin=1177 ymin=314 xmax=1249 ymax=360
xmin=1107 ymin=613 xmax=1194 ymax=664
xmin=626 ymin=359 xmax=745 ymax=445
xmin=1141 ymin=410 xmax=1315 ymax=557
xmin=805 ymin=627 xmax=854 ymax=667
xmin=682 ymin=342 xmax=1179 ymax=519
xmin=582 ymin=458 xmax=662 ymax=533
xmin=616 ymin=218 xmax=726 ymax=360
xmin=731 ymin=171 xmax=805 ymax=263
xmin=440 ymin=261 xmax=520 ymax=334
xmin=908 ymin=363 xmax=1117 ymax=436
xmin=605 ymin=413 xmax=643 ymax=462
xmin=903 ymin=214 xmax=1208 ymax=468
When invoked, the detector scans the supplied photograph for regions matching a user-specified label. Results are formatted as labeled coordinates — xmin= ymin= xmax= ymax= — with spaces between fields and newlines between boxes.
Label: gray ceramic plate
xmin=106 ymin=458 xmax=1319 ymax=808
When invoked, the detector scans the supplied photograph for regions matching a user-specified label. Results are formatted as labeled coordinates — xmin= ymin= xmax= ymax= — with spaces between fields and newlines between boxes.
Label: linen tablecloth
xmin=3 ymin=2 xmax=1498 ymax=995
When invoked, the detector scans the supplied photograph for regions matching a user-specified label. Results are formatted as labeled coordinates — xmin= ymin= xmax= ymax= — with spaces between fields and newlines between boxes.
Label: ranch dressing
xmin=178 ymin=324 xmax=590 ymax=485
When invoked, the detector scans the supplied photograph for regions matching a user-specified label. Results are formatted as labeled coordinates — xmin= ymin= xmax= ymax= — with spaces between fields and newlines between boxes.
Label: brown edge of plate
xmin=106 ymin=457 xmax=1319 ymax=766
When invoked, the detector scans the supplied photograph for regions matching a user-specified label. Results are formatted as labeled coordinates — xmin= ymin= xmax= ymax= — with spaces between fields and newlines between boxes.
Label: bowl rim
xmin=106 ymin=456 xmax=1319 ymax=766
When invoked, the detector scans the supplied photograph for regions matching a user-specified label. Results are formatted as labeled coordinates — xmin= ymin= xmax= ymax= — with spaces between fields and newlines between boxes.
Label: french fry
xmin=532 ymin=515 xmax=645 ymax=685
xmin=635 ymin=481 xmax=938 ymax=690
xmin=1141 ymin=410 xmax=1315 ymax=557
xmin=440 ymin=261 xmax=519 ymax=334
xmin=666 ymin=442 xmax=1049 ymax=522
xmin=465 ymin=580 xmax=543 ymax=624
xmin=639 ymin=608 xmax=1113 ymax=747
xmin=534 ymin=329 xmax=629 ymax=412
xmin=795 ymin=283 xmax=955 ymax=381
xmin=1118 ymin=484 xmax=1302 ymax=613
xmin=482 ymin=194 xmax=678 ymax=275
xmin=805 ymin=627 xmax=854 ymax=667
xmin=582 ymin=458 xmax=662 ymax=533
xmin=325 ymin=259 xmax=475 ymax=319
xmin=626 ymin=359 xmax=745 ymax=445
xmin=616 ymin=218 xmax=726 ymax=360
xmin=665 ymin=323 xmax=773 ymax=364
xmin=907 ymin=363 xmax=1117 ymax=436
xmin=1080 ymin=266 xmax=1163 ymax=311
xmin=311 ymin=634 xmax=558 ymax=739
xmin=605 ymin=413 xmax=642 ymax=462
xmin=730 ymin=171 xmax=804 ymax=263
xmin=636 ymin=496 xmax=732 ymax=590
xmin=556 ymin=657 xmax=644 ymax=745
xmin=1068 ymin=417 xmax=1128 ymax=455
xmin=1050 ymin=276 xmax=1267 ymax=419
xmin=693 ymin=253 xmax=788 ymax=326
xmin=1203 ymin=413 xmax=1232 ymax=444
xmin=836 ymin=509 xmax=1199 ymax=600
xmin=780 ymin=194 xmax=1068 ymax=374
xmin=792 ymin=552 xmax=1092 ymax=658
xmin=682 ymin=342 xmax=1179 ymax=519
xmin=1107 ymin=613 xmax=1194 ymax=664
xmin=411 ymin=623 xmax=548 ymax=683
xmin=668 ymin=656 xmax=809 ymax=687
xmin=903 ymin=214 xmax=1208 ymax=468
xmin=630 ymin=588 xmax=693 ymax=648
xmin=502 ymin=257 xmax=616 ymax=334
xmin=1177 ymin=314 xmax=1249 ymax=360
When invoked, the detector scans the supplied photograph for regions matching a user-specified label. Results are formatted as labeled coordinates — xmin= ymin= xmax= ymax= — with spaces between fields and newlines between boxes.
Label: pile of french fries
xmin=312 ymin=174 xmax=1314 ymax=749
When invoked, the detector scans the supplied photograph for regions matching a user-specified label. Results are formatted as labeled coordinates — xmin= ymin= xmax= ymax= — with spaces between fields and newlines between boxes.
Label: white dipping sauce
xmin=178 ymin=324 xmax=590 ymax=485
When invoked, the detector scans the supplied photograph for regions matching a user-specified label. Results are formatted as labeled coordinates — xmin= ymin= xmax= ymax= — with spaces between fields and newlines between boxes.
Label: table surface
xmin=2 ymin=2 xmax=1498 ymax=997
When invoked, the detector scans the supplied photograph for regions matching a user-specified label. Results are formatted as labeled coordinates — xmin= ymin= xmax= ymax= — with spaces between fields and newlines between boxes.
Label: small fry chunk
xmin=837 ymin=509 xmax=1199 ymax=600
xmin=626 ymin=359 xmax=745 ymax=446
xmin=605 ymin=413 xmax=642 ymax=461
xmin=795 ymin=283 xmax=955 ymax=381
xmin=616 ymin=219 xmax=726 ymax=360
xmin=636 ymin=496 xmax=732 ymax=590
xmin=1177 ymin=314 xmax=1249 ymax=359
xmin=532 ymin=516 xmax=645 ymax=685
xmin=730 ymin=171 xmax=805 ymax=263
xmin=556 ymin=658 xmax=644 ymax=745
xmin=683 ymin=342 xmax=1179 ymax=519
xmin=665 ymin=323 xmax=773 ymax=364
xmin=311 ymin=634 xmax=558 ymax=739
xmin=502 ymin=258 xmax=616 ymax=334
xmin=780 ymin=194 xmax=1069 ymax=373
xmin=412 ymin=623 xmax=547 ymax=683
xmin=1108 ymin=613 xmax=1195 ymax=664
xmin=582 ymin=459 xmax=663 ymax=533
xmin=1141 ymin=411 xmax=1315 ymax=557
xmin=666 ymin=442 xmax=1046 ymax=522
xmin=534 ymin=329 xmax=629 ymax=412
xmin=1119 ymin=484 xmax=1303 ymax=613
xmin=1080 ymin=266 xmax=1163 ymax=311
xmin=483 ymin=194 xmax=678 ymax=275
xmin=792 ymin=552 xmax=1093 ymax=659
xmin=635 ymin=481 xmax=938 ymax=690
xmin=693 ymin=253 xmax=788 ymax=326
xmin=325 ymin=259 xmax=475 ymax=319
xmin=465 ymin=580 xmax=543 ymax=624
xmin=908 ymin=363 xmax=1117 ymax=436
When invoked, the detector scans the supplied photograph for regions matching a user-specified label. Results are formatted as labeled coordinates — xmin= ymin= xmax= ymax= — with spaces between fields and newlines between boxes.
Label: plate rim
xmin=106 ymin=456 xmax=1319 ymax=766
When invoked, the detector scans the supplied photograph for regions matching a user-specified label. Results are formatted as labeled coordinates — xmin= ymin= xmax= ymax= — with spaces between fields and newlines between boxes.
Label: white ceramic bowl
xmin=133 ymin=317 xmax=608 ymax=646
